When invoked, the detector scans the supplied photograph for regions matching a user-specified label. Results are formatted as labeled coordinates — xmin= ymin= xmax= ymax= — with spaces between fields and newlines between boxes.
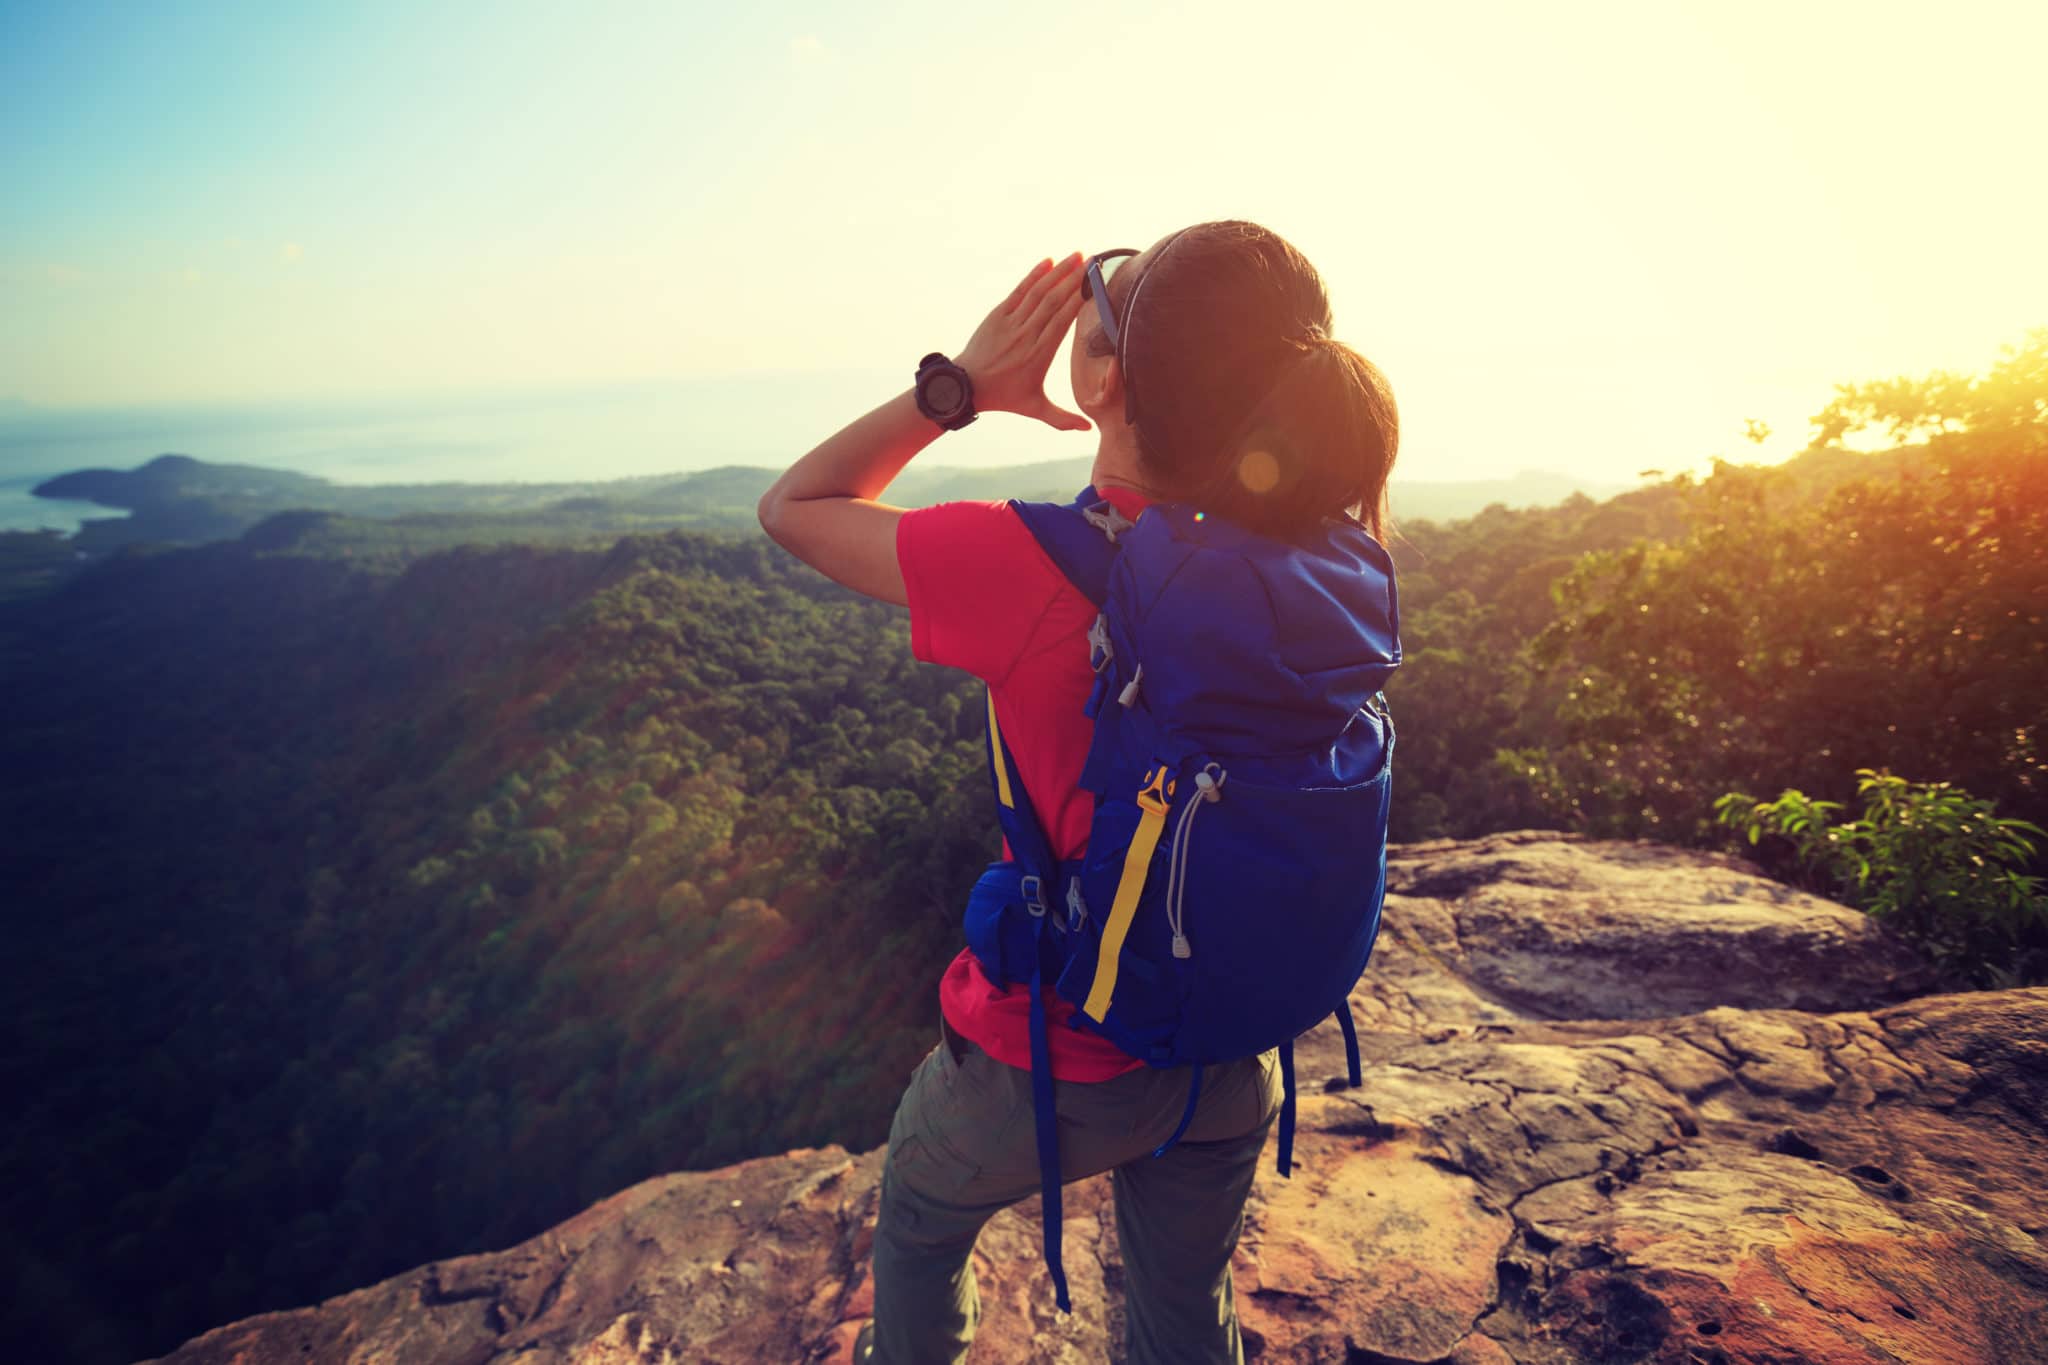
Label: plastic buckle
xmin=1136 ymin=766 xmax=1175 ymax=817
xmin=1086 ymin=613 xmax=1114 ymax=673
xmin=1082 ymin=500 xmax=1135 ymax=543
xmin=1020 ymin=874 xmax=1047 ymax=918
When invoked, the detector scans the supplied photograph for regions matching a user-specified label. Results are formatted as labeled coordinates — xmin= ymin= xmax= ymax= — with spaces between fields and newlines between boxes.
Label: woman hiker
xmin=757 ymin=220 xmax=1400 ymax=1364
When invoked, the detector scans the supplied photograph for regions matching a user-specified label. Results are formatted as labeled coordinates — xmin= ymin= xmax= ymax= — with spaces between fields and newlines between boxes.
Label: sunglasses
xmin=1081 ymin=248 xmax=1141 ymax=421
xmin=1081 ymin=248 xmax=1139 ymax=351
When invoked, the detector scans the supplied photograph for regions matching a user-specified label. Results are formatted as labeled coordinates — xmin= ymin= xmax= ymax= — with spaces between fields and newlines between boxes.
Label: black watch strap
xmin=914 ymin=352 xmax=978 ymax=431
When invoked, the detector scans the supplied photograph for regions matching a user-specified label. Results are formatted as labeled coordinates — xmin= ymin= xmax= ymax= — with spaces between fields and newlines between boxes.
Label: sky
xmin=2 ymin=0 xmax=2043 ymax=485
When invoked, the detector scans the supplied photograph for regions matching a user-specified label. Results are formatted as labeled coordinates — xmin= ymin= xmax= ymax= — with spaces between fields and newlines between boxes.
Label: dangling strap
xmin=1276 ymin=1040 xmax=1297 ymax=1178
xmin=1337 ymin=1001 xmax=1362 ymax=1087
xmin=989 ymin=686 xmax=1072 ymax=1312
xmin=1028 ymin=947 xmax=1071 ymax=1313
xmin=1272 ymin=1014 xmax=1355 ymax=1178
xmin=1152 ymin=1065 xmax=1204 ymax=1158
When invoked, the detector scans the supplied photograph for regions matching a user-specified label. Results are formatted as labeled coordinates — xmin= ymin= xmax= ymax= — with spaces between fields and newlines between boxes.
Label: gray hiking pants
xmin=868 ymin=1012 xmax=1283 ymax=1364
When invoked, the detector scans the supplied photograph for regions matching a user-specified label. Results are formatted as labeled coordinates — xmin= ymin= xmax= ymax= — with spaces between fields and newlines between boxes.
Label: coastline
xmin=0 ymin=477 xmax=131 ymax=537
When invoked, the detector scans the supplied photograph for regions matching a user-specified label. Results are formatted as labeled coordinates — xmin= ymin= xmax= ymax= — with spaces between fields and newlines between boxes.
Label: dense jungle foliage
xmin=2 ymin=329 xmax=2042 ymax=1363
xmin=2 ymin=534 xmax=996 ymax=1363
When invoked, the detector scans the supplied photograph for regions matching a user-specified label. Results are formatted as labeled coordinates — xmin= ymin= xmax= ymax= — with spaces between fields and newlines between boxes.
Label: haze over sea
xmin=0 ymin=370 xmax=922 ymax=533
xmin=0 ymin=370 xmax=1645 ymax=535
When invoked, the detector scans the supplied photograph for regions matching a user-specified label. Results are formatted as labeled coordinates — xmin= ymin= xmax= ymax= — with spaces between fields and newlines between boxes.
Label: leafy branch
xmin=1715 ymin=769 xmax=2047 ymax=985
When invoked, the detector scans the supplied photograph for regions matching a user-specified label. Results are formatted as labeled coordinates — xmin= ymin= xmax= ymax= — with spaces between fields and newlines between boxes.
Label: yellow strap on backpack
xmin=1083 ymin=765 xmax=1173 ymax=1021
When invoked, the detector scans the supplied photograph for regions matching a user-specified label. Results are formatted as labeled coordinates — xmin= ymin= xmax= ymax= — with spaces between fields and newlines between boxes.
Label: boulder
xmin=1346 ymin=831 xmax=1940 ymax=1037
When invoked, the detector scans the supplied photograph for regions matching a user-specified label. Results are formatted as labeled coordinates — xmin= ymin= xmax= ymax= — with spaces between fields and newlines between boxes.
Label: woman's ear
xmin=1074 ymin=346 xmax=1126 ymax=424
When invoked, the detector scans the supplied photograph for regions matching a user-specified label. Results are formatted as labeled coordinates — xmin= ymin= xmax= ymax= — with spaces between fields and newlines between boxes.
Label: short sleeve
xmin=897 ymin=500 xmax=1067 ymax=683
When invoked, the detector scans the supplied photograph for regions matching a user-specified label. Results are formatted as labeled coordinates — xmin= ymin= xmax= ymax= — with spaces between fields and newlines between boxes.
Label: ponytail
xmin=1197 ymin=333 xmax=1399 ymax=542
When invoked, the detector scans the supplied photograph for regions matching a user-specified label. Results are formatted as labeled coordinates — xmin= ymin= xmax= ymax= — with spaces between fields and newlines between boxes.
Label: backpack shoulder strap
xmin=1009 ymin=487 xmax=1128 ymax=606
xmin=984 ymin=687 xmax=1058 ymax=886
xmin=983 ymin=487 xmax=1139 ymax=885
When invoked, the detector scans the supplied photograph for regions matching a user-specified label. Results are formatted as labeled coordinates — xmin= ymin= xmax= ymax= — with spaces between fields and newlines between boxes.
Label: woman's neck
xmin=1089 ymin=438 xmax=1166 ymax=501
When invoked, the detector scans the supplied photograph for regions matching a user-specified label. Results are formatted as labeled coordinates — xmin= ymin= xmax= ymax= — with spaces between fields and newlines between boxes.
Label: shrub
xmin=1715 ymin=769 xmax=2047 ymax=985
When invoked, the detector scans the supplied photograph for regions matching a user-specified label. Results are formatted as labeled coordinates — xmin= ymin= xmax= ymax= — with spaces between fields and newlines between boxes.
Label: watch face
xmin=926 ymin=374 xmax=963 ymax=413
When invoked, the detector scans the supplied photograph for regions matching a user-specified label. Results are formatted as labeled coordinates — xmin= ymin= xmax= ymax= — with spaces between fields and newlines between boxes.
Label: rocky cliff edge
xmin=153 ymin=832 xmax=2048 ymax=1364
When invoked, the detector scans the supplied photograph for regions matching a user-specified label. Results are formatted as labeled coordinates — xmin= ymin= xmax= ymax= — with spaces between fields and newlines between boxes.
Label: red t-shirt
xmin=897 ymin=484 xmax=1150 ymax=1081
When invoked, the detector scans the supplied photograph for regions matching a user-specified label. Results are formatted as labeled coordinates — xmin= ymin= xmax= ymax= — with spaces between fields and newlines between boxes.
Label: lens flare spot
xmin=1193 ymin=511 xmax=1206 ymax=522
xmin=1237 ymin=448 xmax=1281 ymax=494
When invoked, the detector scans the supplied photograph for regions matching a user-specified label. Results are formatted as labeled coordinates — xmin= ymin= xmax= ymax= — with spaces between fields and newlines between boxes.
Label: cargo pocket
xmin=885 ymin=1046 xmax=985 ymax=1200
xmin=939 ymin=1013 xmax=974 ymax=1074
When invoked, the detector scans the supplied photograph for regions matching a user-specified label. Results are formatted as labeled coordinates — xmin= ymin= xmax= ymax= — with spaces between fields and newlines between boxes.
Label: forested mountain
xmin=3 ymin=329 xmax=2042 ymax=1364
xmin=2 ymin=532 xmax=995 ymax=1363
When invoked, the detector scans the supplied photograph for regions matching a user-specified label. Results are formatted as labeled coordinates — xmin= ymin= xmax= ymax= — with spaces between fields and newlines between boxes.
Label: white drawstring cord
xmin=1163 ymin=764 xmax=1225 ymax=958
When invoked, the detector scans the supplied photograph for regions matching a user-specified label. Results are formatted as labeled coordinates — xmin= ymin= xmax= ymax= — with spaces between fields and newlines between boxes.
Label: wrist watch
xmin=914 ymin=352 xmax=977 ymax=430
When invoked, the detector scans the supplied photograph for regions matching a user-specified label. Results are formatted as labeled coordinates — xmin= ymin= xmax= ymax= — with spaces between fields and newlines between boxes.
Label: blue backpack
xmin=963 ymin=485 xmax=1401 ymax=1311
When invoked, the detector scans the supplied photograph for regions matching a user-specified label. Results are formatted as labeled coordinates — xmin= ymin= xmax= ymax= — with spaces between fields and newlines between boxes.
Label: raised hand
xmin=956 ymin=253 xmax=1093 ymax=433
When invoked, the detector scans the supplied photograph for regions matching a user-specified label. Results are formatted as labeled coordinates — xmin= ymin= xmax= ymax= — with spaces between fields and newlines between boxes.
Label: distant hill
xmin=36 ymin=452 xmax=329 ymax=504
xmin=892 ymin=455 xmax=1097 ymax=505
xmin=1388 ymin=468 xmax=1637 ymax=523
xmin=893 ymin=461 xmax=1645 ymax=522
xmin=26 ymin=452 xmax=1639 ymax=563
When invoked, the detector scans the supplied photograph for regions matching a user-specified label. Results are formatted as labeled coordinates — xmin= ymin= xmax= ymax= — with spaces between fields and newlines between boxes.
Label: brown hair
xmin=1092 ymin=220 xmax=1399 ymax=542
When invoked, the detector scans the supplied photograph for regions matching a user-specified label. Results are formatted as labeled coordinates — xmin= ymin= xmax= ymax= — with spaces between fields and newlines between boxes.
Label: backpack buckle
xmin=1136 ymin=766 xmax=1174 ymax=816
xmin=1086 ymin=613 xmax=1114 ymax=672
xmin=1082 ymin=500 xmax=1135 ymax=544
xmin=1020 ymin=874 xmax=1047 ymax=918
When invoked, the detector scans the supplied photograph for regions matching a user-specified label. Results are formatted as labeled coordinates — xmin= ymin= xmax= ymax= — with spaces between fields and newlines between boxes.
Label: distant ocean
xmin=0 ymin=370 xmax=1044 ymax=532
xmin=0 ymin=473 xmax=130 ymax=533
xmin=0 ymin=373 xmax=1623 ymax=536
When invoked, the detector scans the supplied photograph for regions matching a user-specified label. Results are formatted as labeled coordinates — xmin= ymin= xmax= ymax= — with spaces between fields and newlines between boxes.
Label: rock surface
xmin=152 ymin=833 xmax=2048 ymax=1364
